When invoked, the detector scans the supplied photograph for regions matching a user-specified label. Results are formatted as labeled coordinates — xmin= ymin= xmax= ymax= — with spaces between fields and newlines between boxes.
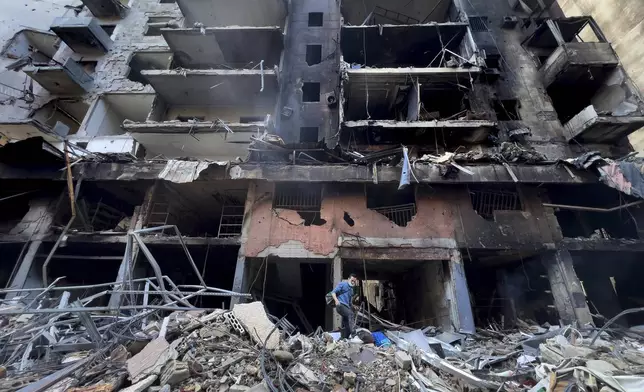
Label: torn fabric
xmin=564 ymin=153 xmax=644 ymax=200
xmin=597 ymin=161 xmax=644 ymax=199
xmin=398 ymin=146 xmax=410 ymax=190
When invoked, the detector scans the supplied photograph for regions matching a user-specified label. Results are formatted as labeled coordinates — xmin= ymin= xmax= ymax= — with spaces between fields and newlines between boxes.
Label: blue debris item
xmin=372 ymin=331 xmax=392 ymax=347
xmin=398 ymin=146 xmax=410 ymax=190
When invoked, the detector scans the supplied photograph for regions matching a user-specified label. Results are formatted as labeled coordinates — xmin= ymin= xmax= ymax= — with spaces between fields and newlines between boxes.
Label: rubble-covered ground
xmin=2 ymin=298 xmax=644 ymax=392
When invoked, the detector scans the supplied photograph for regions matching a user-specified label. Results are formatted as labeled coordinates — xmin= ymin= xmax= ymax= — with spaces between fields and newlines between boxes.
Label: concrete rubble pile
xmin=2 ymin=297 xmax=644 ymax=392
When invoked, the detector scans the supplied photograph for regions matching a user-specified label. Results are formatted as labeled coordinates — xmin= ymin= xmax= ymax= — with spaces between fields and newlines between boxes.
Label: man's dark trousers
xmin=336 ymin=303 xmax=354 ymax=339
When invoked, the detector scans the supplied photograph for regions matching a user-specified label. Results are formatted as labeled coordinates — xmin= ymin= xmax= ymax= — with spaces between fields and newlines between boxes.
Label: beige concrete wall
xmin=557 ymin=0 xmax=644 ymax=151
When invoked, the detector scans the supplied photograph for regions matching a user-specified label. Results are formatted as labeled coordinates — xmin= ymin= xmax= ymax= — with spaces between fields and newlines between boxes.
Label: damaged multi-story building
xmin=2 ymin=0 xmax=644 ymax=335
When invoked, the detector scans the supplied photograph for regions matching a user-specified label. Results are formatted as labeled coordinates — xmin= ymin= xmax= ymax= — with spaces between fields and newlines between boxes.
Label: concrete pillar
xmin=446 ymin=250 xmax=475 ymax=334
xmin=332 ymin=255 xmax=342 ymax=330
xmin=582 ymin=260 xmax=624 ymax=326
xmin=6 ymin=198 xmax=55 ymax=295
xmin=230 ymin=181 xmax=257 ymax=308
xmin=542 ymin=250 xmax=594 ymax=326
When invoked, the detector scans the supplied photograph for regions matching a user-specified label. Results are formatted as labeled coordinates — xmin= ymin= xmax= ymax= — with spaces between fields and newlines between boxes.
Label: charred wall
xmin=452 ymin=185 xmax=561 ymax=249
xmin=276 ymin=0 xmax=341 ymax=145
xmin=243 ymin=182 xmax=455 ymax=258
xmin=243 ymin=182 xmax=563 ymax=258
xmin=402 ymin=260 xmax=454 ymax=330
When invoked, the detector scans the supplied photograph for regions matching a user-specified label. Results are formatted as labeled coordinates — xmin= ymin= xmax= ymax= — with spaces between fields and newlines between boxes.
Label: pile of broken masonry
xmin=2 ymin=300 xmax=644 ymax=392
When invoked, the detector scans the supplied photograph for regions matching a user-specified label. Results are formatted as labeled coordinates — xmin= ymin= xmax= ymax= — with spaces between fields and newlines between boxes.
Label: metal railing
xmin=372 ymin=203 xmax=417 ymax=227
xmin=272 ymin=184 xmax=322 ymax=211
xmin=218 ymin=205 xmax=244 ymax=237
xmin=469 ymin=188 xmax=520 ymax=220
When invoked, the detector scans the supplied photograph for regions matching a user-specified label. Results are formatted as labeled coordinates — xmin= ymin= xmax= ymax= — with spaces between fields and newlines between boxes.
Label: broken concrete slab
xmin=127 ymin=338 xmax=176 ymax=383
xmin=159 ymin=360 xmax=190 ymax=386
xmin=232 ymin=301 xmax=279 ymax=349
xmin=272 ymin=350 xmax=294 ymax=363
xmin=119 ymin=375 xmax=157 ymax=392
xmin=247 ymin=382 xmax=270 ymax=392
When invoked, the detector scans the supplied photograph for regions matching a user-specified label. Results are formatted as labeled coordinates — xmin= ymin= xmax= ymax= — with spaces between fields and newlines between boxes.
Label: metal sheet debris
xmin=3 ymin=271 xmax=644 ymax=392
xmin=158 ymin=160 xmax=226 ymax=183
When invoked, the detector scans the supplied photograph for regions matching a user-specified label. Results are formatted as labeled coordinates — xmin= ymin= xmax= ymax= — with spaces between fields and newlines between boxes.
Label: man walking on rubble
xmin=331 ymin=273 xmax=358 ymax=339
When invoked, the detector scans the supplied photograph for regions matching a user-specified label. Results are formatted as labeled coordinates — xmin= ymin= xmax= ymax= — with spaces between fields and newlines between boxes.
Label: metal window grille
xmin=218 ymin=205 xmax=244 ymax=237
xmin=273 ymin=184 xmax=322 ymax=212
xmin=469 ymin=187 xmax=521 ymax=220
xmin=372 ymin=203 xmax=417 ymax=227
xmin=469 ymin=16 xmax=489 ymax=32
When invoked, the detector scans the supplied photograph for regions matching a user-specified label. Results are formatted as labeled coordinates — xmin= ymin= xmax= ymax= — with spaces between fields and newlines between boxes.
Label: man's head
xmin=348 ymin=273 xmax=358 ymax=286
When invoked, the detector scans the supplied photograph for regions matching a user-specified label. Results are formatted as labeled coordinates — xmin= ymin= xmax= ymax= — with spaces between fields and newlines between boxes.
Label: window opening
xmin=366 ymin=185 xmax=416 ymax=227
xmin=273 ymin=184 xmax=325 ymax=226
xmin=306 ymin=45 xmax=322 ymax=65
xmin=302 ymin=83 xmax=321 ymax=102
xmin=308 ymin=13 xmax=323 ymax=27
xmin=469 ymin=185 xmax=521 ymax=220
xmin=299 ymin=127 xmax=319 ymax=143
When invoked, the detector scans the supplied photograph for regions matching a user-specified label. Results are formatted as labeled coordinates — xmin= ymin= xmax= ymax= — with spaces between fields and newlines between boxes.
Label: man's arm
xmin=331 ymin=292 xmax=340 ymax=306
xmin=331 ymin=282 xmax=345 ymax=306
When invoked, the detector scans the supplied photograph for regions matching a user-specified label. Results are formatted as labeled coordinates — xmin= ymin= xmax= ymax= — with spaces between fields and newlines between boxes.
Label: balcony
xmin=24 ymin=59 xmax=93 ymax=95
xmin=524 ymin=17 xmax=644 ymax=143
xmin=340 ymin=24 xmax=495 ymax=147
xmin=50 ymin=17 xmax=112 ymax=55
xmin=161 ymin=27 xmax=283 ymax=69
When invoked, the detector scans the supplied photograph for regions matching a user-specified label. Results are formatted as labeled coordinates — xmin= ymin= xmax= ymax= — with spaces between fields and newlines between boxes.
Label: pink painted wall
xmin=244 ymin=183 xmax=455 ymax=257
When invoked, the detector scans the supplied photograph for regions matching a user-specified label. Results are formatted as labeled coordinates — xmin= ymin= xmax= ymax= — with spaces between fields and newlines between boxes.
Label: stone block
xmin=394 ymin=351 xmax=412 ymax=370
xmin=160 ymin=360 xmax=190 ymax=386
